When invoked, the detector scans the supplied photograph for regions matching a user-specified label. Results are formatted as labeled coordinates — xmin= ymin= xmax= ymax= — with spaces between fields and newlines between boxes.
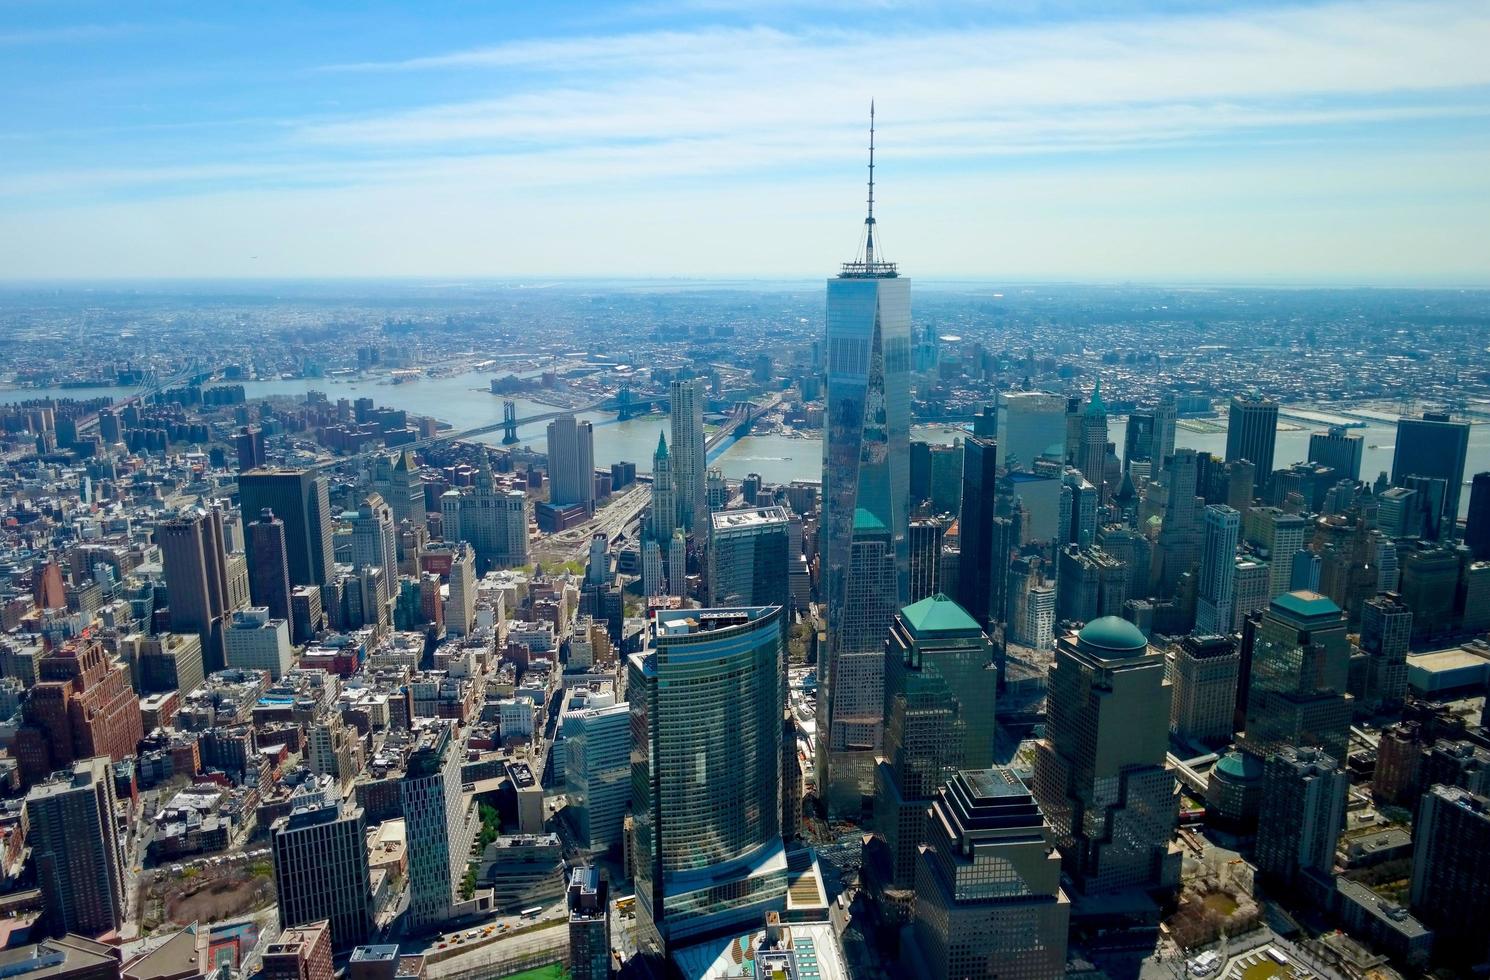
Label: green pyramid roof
xmin=900 ymin=593 xmax=981 ymax=636
xmin=655 ymin=432 xmax=669 ymax=459
xmin=852 ymin=507 xmax=887 ymax=533
xmin=1086 ymin=377 xmax=1106 ymax=417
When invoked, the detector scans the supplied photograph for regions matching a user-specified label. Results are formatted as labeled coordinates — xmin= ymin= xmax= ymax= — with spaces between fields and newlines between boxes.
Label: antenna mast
xmin=865 ymin=101 xmax=876 ymax=267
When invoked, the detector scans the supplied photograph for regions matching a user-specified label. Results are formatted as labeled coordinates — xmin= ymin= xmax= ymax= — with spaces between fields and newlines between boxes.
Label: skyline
xmin=2 ymin=0 xmax=1490 ymax=284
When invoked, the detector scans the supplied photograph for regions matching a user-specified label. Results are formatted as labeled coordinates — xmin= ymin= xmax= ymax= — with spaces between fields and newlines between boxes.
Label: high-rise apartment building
xmin=240 ymin=469 xmax=336 ymax=587
xmin=631 ymin=606 xmax=787 ymax=953
xmin=670 ymin=378 xmax=707 ymax=534
xmin=1168 ymin=634 xmax=1240 ymax=746
xmin=1410 ymin=784 xmax=1490 ymax=966
xmin=400 ymin=721 xmax=479 ymax=933
xmin=546 ymin=415 xmax=596 ymax=513
xmin=1254 ymin=746 xmax=1347 ymax=888
xmin=1225 ymin=394 xmax=1278 ymax=494
xmin=566 ymin=867 xmax=611 ymax=980
xmin=1032 ymin=618 xmax=1180 ymax=894
xmin=822 ymin=116 xmax=911 ymax=814
xmin=875 ymin=594 xmax=995 ymax=888
xmin=271 ymin=786 xmax=373 ymax=953
xmin=1196 ymin=504 xmax=1241 ymax=635
xmin=247 ymin=508 xmax=295 ymax=639
xmin=224 ymin=607 xmax=292 ymax=680
xmin=641 ymin=540 xmax=664 ymax=599
xmin=158 ymin=506 xmax=233 ymax=672
xmin=708 ymin=506 xmax=790 ymax=608
xmin=1308 ymin=426 xmax=1364 ymax=482
xmin=1242 ymin=591 xmax=1351 ymax=764
xmin=25 ymin=757 xmax=126 ymax=937
xmin=1392 ymin=413 xmax=1470 ymax=530
xmin=911 ymin=769 xmax=1070 ymax=980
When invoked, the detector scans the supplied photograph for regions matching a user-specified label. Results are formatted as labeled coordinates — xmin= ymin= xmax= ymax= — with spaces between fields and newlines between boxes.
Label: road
xmin=531 ymin=483 xmax=651 ymax=567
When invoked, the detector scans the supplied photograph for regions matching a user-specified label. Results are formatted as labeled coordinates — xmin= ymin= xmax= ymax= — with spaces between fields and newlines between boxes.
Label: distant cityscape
xmin=2 ymin=141 xmax=1490 ymax=980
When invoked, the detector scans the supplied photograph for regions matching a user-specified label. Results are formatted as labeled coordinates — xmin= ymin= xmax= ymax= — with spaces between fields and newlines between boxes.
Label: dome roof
xmin=1076 ymin=616 xmax=1148 ymax=653
xmin=1213 ymin=751 xmax=1264 ymax=783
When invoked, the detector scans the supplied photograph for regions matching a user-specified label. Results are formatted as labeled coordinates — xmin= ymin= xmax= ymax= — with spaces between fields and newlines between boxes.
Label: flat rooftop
xmin=710 ymin=505 xmax=790 ymax=532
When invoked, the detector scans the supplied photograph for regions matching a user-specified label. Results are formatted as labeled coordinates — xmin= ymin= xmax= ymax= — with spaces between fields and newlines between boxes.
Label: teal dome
xmin=1076 ymin=616 xmax=1148 ymax=653
xmin=1213 ymin=751 xmax=1263 ymax=783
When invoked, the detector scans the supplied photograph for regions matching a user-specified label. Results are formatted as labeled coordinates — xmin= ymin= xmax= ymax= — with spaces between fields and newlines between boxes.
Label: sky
xmin=1 ymin=0 xmax=1488 ymax=284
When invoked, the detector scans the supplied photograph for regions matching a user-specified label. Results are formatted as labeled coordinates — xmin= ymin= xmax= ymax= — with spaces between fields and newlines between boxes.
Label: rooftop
xmin=1271 ymin=590 xmax=1342 ymax=622
xmin=900 ymin=593 xmax=982 ymax=637
xmin=1076 ymin=616 xmax=1149 ymax=655
xmin=710 ymin=505 xmax=790 ymax=532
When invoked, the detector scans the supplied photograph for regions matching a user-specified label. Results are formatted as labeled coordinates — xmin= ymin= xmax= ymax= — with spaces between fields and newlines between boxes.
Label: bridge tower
xmin=501 ymin=400 xmax=519 ymax=445
xmin=617 ymin=386 xmax=633 ymax=422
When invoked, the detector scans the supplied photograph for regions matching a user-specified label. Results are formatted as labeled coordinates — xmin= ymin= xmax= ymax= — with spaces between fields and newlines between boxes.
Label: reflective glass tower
xmin=820 ymin=105 xmax=912 ymax=815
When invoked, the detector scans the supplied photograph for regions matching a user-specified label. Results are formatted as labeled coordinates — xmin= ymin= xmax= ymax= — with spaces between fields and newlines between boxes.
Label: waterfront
xmin=5 ymin=373 xmax=1487 ymax=511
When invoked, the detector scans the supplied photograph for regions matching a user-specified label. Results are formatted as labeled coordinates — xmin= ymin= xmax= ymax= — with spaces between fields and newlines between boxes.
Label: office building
xmin=1309 ymin=426 xmax=1364 ymax=482
xmin=564 ymin=702 xmax=630 ymax=857
xmin=373 ymin=448 xmax=426 ymax=530
xmin=25 ymin=758 xmax=126 ymax=937
xmin=1124 ymin=409 xmax=1156 ymax=473
xmin=248 ymin=508 xmax=295 ymax=639
xmin=927 ymin=443 xmax=963 ymax=516
xmin=14 ymin=639 xmax=143 ymax=788
xmin=670 ymin=378 xmax=707 ymax=533
xmin=1242 ymin=591 xmax=1352 ymax=764
xmin=822 ymin=123 xmax=911 ymax=813
xmin=235 ymin=425 xmax=266 ymax=472
xmin=1169 ymin=634 xmax=1240 ymax=746
xmin=158 ymin=506 xmax=233 ymax=672
xmin=1154 ymin=392 xmax=1178 ymax=467
xmin=240 ymin=469 xmax=336 ymax=587
xmin=1467 ymin=472 xmax=1490 ymax=561
xmin=1246 ymin=507 xmax=1310 ymax=600
xmin=1076 ymin=382 xmax=1109 ymax=502
xmin=1196 ymin=505 xmax=1241 ymax=635
xmin=401 ymin=721 xmax=480 ymax=933
xmin=261 ymin=922 xmax=334 ymax=980
xmin=708 ymin=506 xmax=790 ymax=608
xmin=819 ymin=507 xmax=898 ymax=814
xmin=1410 ymin=784 xmax=1490 ymax=966
xmin=438 ymin=464 xmax=529 ymax=573
xmin=136 ymin=632 xmax=205 ymax=699
xmin=911 ymin=769 xmax=1070 ymax=980
xmin=875 ymin=594 xmax=995 ymax=888
xmin=224 ymin=607 xmax=293 ymax=680
xmin=997 ymin=391 xmax=1067 ymax=473
xmin=1225 ymin=395 xmax=1278 ymax=494
xmin=907 ymin=517 xmax=947 ymax=604
xmin=956 ymin=436 xmax=1005 ymax=627
xmin=1254 ymin=747 xmax=1347 ymax=888
xmin=631 ymin=606 xmax=787 ymax=953
xmin=1032 ymin=618 xmax=1180 ymax=894
xmin=1152 ymin=449 xmax=1203 ymax=596
xmin=567 ymin=867 xmax=611 ymax=980
xmin=445 ymin=543 xmax=476 ymax=637
xmin=667 ymin=529 xmax=687 ymax=599
xmin=641 ymin=540 xmax=664 ymax=599
xmin=1392 ymin=413 xmax=1470 ymax=531
xmin=1233 ymin=558 xmax=1270 ymax=626
xmin=350 ymin=493 xmax=398 ymax=587
xmin=647 ymin=433 xmax=677 ymax=545
xmin=546 ymin=414 xmax=596 ymax=513
xmin=271 ymin=787 xmax=373 ymax=953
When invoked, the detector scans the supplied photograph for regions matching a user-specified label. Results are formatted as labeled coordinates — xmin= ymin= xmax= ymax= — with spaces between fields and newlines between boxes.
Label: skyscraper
xmin=1308 ymin=426 xmax=1364 ymax=482
xmin=1077 ymin=382 xmax=1109 ymax=501
xmin=564 ymin=702 xmax=631 ymax=857
xmin=158 ymin=505 xmax=234 ymax=672
xmin=911 ymin=769 xmax=1070 ymax=980
xmin=1196 ymin=504 xmax=1241 ymax=635
xmin=271 ymin=784 xmax=374 ymax=953
xmin=349 ymin=493 xmax=398 ymax=587
xmin=907 ymin=516 xmax=947 ymax=604
xmin=1225 ymin=394 xmax=1278 ymax=494
xmin=1168 ymin=634 xmax=1240 ymax=746
xmin=708 ymin=506 xmax=791 ymax=608
xmin=1359 ymin=592 xmax=1412 ymax=712
xmin=874 ymin=594 xmax=995 ymax=888
xmin=1154 ymin=392 xmax=1178 ymax=468
xmin=630 ymin=606 xmax=787 ymax=953
xmin=1410 ymin=784 xmax=1490 ymax=967
xmin=439 ymin=462 xmax=529 ymax=572
xmin=667 ymin=528 xmax=686 ymax=599
xmin=647 ymin=433 xmax=677 ymax=545
xmin=1467 ymin=472 xmax=1490 ymax=561
xmin=373 ymin=448 xmax=426 ymax=530
xmin=546 ymin=414 xmax=596 ymax=513
xmin=956 ymin=436 xmax=1003 ymax=627
xmin=225 ymin=607 xmax=293 ymax=680
xmin=1246 ymin=506 xmax=1309 ymax=600
xmin=1242 ymin=591 xmax=1351 ymax=764
xmin=821 ymin=109 xmax=911 ymax=815
xmin=566 ymin=867 xmax=611 ymax=980
xmin=1032 ymin=618 xmax=1180 ymax=894
xmin=1392 ymin=413 xmax=1470 ymax=530
xmin=1123 ymin=409 xmax=1156 ymax=473
xmin=247 ymin=508 xmax=295 ymax=639
xmin=996 ymin=391 xmax=1066 ymax=473
xmin=1152 ymin=448 xmax=1203 ymax=595
xmin=240 ymin=468 xmax=335 ymax=587
xmin=670 ymin=377 xmax=707 ymax=534
xmin=25 ymin=757 xmax=126 ymax=937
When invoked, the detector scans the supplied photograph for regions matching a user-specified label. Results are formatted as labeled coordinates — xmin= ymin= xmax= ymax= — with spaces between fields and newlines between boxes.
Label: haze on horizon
xmin=2 ymin=0 xmax=1489 ymax=286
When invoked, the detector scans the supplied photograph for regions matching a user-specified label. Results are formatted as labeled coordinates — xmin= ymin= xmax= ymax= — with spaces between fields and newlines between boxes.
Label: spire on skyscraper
xmin=842 ymin=101 xmax=897 ymax=279
xmin=655 ymin=431 xmax=668 ymax=459
xmin=1086 ymin=377 xmax=1106 ymax=416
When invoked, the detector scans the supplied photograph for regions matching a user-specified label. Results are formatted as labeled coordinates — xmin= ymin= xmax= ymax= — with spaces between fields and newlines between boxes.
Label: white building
xmin=547 ymin=415 xmax=596 ymax=513
xmin=1196 ymin=505 xmax=1241 ymax=635
xmin=445 ymin=543 xmax=477 ymax=637
xmin=499 ymin=696 xmax=536 ymax=740
xmin=224 ymin=607 xmax=292 ymax=680
xmin=670 ymin=378 xmax=708 ymax=533
xmin=350 ymin=493 xmax=398 ymax=588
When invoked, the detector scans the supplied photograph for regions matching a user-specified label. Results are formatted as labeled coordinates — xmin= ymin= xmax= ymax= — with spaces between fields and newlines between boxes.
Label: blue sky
xmin=2 ymin=0 xmax=1488 ymax=283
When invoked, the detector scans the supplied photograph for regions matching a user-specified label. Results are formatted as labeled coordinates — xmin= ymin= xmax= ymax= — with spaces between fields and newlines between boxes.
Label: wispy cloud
xmin=0 ymin=23 xmax=137 ymax=46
